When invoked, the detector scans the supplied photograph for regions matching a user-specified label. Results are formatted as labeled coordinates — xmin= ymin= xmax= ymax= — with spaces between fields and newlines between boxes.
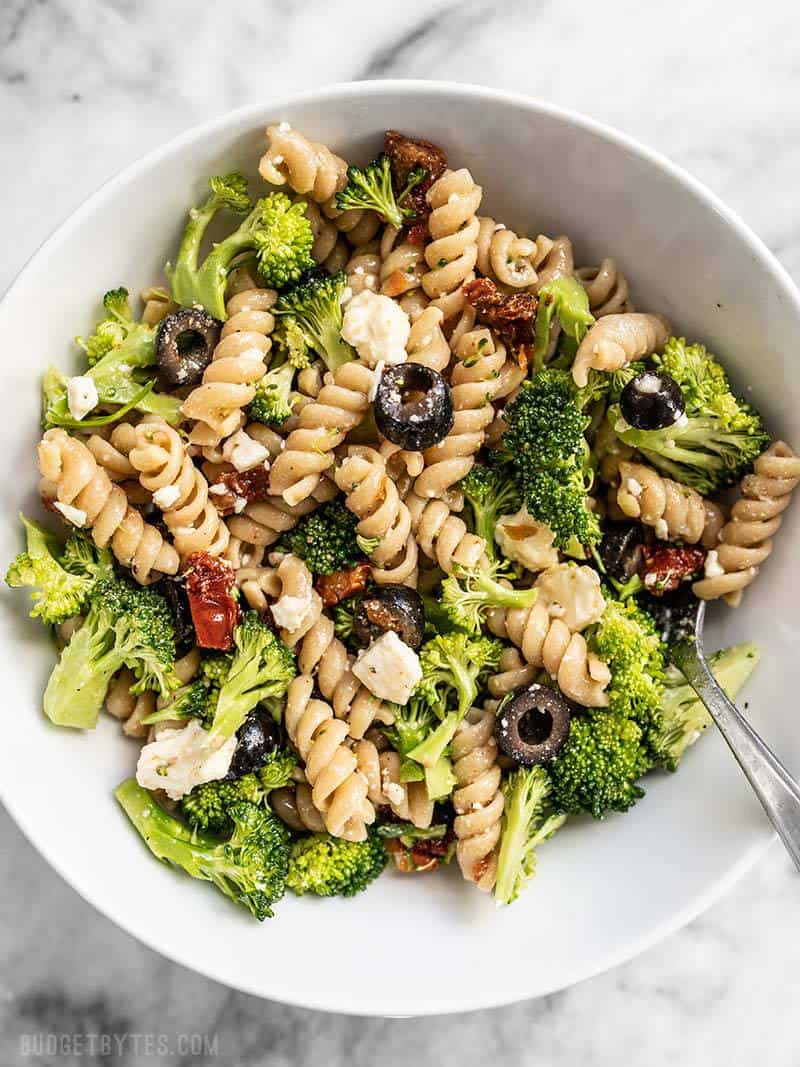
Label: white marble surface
xmin=2 ymin=0 xmax=800 ymax=1061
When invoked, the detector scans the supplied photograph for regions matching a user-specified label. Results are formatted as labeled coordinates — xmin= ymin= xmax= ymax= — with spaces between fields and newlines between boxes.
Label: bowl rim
xmin=0 ymin=78 xmax=791 ymax=1014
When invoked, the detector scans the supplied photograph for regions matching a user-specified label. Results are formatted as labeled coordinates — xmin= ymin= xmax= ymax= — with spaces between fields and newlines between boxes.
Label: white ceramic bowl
xmin=1 ymin=81 xmax=798 ymax=1017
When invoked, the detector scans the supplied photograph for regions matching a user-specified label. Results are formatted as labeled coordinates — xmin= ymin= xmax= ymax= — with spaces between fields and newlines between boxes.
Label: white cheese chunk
xmin=223 ymin=430 xmax=270 ymax=472
xmin=654 ymin=518 xmax=669 ymax=540
xmin=53 ymin=501 xmax=87 ymax=527
xmin=341 ymin=290 xmax=410 ymax=367
xmin=368 ymin=360 xmax=385 ymax=403
xmin=135 ymin=720 xmax=236 ymax=801
xmin=271 ymin=590 xmax=316 ymax=633
xmin=352 ymin=631 xmax=422 ymax=706
xmin=152 ymin=484 xmax=181 ymax=510
xmin=66 ymin=376 xmax=99 ymax=421
xmin=704 ymin=549 xmax=725 ymax=578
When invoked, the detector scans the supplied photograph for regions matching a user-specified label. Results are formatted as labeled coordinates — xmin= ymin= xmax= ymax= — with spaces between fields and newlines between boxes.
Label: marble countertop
xmin=3 ymin=0 xmax=800 ymax=1062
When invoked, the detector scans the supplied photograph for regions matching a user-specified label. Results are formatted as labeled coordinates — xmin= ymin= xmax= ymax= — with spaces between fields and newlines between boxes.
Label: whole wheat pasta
xmin=379 ymin=225 xmax=426 ymax=302
xmin=576 ymin=258 xmax=634 ymax=316
xmin=476 ymin=217 xmax=554 ymax=290
xmin=617 ymin=460 xmax=724 ymax=547
xmin=421 ymin=168 xmax=482 ymax=324
xmin=572 ymin=311 xmax=671 ymax=388
xmin=453 ymin=707 xmax=505 ymax=891
xmin=259 ymin=123 xmax=348 ymax=204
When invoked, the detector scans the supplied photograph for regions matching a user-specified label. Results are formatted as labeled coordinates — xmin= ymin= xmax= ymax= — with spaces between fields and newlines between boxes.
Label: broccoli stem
xmin=43 ymin=622 xmax=117 ymax=728
xmin=424 ymin=755 xmax=457 ymax=801
xmin=407 ymin=712 xmax=460 ymax=769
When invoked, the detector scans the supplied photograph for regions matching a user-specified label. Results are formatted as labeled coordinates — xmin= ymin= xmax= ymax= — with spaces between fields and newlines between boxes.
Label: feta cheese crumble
xmin=66 ymin=376 xmax=99 ymax=421
xmin=341 ymin=290 xmax=410 ymax=368
xmin=495 ymin=505 xmax=559 ymax=573
xmin=222 ymin=430 xmax=270 ymax=472
xmin=135 ymin=720 xmax=237 ymax=801
xmin=152 ymin=484 xmax=181 ymax=511
xmin=352 ymin=630 xmax=422 ymax=706
xmin=53 ymin=501 xmax=87 ymax=527
xmin=704 ymin=549 xmax=725 ymax=579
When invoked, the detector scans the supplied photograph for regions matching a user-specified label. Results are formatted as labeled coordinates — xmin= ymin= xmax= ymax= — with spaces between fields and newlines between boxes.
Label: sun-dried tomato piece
xmin=463 ymin=277 xmax=538 ymax=362
xmin=315 ymin=562 xmax=371 ymax=608
xmin=384 ymin=130 xmax=447 ymax=189
xmin=640 ymin=544 xmax=706 ymax=596
xmin=184 ymin=552 xmax=240 ymax=650
xmin=208 ymin=465 xmax=270 ymax=517
xmin=385 ymin=837 xmax=442 ymax=874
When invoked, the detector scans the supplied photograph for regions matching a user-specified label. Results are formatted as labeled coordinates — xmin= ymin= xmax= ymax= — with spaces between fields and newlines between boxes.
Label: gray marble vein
xmin=3 ymin=0 xmax=800 ymax=1063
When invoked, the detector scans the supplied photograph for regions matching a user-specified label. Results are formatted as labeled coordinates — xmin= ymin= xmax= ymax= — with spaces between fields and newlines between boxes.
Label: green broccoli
xmin=278 ymin=499 xmax=367 ymax=576
xmin=459 ymin=464 xmax=521 ymax=558
xmin=503 ymin=370 xmax=601 ymax=550
xmin=335 ymin=154 xmax=426 ymax=229
xmin=43 ymin=577 xmax=179 ymax=729
xmin=181 ymin=773 xmax=263 ymax=834
xmin=652 ymin=643 xmax=761 ymax=770
xmin=258 ymin=747 xmax=298 ymax=792
xmin=286 ymin=831 xmax=387 ymax=897
xmin=590 ymin=595 xmax=665 ymax=742
xmin=208 ymin=612 xmax=296 ymax=743
xmin=549 ymin=710 xmax=652 ymax=819
xmin=247 ymin=359 xmax=297 ymax=425
xmin=333 ymin=600 xmax=356 ymax=643
xmin=382 ymin=699 xmax=456 ymax=800
xmin=200 ymin=652 xmax=232 ymax=688
xmin=140 ymin=678 xmax=217 ymax=728
xmin=577 ymin=360 xmax=646 ymax=411
xmin=5 ymin=516 xmax=111 ymax=626
xmin=116 ymin=779 xmax=290 ymax=920
xmin=494 ymin=766 xmax=566 ymax=905
xmin=272 ymin=316 xmax=312 ymax=370
xmin=44 ymin=288 xmax=181 ymax=429
xmin=610 ymin=337 xmax=769 ymax=494
xmin=252 ymin=192 xmax=314 ymax=289
xmin=441 ymin=558 xmax=538 ymax=634
xmin=531 ymin=275 xmax=595 ymax=372
xmin=407 ymin=633 xmax=503 ymax=770
xmin=274 ymin=271 xmax=354 ymax=373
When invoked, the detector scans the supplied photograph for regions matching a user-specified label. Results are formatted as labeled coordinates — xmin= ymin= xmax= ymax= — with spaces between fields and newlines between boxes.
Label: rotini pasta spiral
xmin=128 ymin=418 xmax=229 ymax=558
xmin=38 ymin=429 xmax=179 ymax=583
xmin=379 ymin=225 xmax=426 ymax=302
xmin=414 ymin=326 xmax=523 ymax=499
xmin=405 ymin=491 xmax=485 ymax=573
xmin=105 ymin=670 xmax=155 ymax=738
xmin=576 ymin=259 xmax=634 ymax=316
xmin=181 ymin=287 xmax=277 ymax=447
xmin=534 ymin=235 xmax=574 ymax=291
xmin=269 ymin=361 xmax=375 ymax=506
xmin=345 ymin=241 xmax=381 ymax=295
xmin=572 ymin=311 xmax=670 ymax=388
xmin=404 ymin=304 xmax=450 ymax=372
xmin=487 ymin=647 xmax=537 ymax=699
xmin=271 ymin=783 xmax=327 ymax=833
xmin=452 ymin=706 xmax=505 ymax=891
xmin=284 ymin=674 xmax=375 ymax=841
xmin=476 ymin=217 xmax=553 ymax=290
xmin=617 ymin=461 xmax=724 ymax=547
xmin=421 ymin=168 xmax=483 ymax=323
xmin=334 ymin=446 xmax=418 ymax=585
xmin=259 ymin=123 xmax=347 ymax=203
xmin=354 ymin=739 xmax=434 ymax=828
xmin=227 ymin=475 xmax=338 ymax=557
xmin=693 ymin=442 xmax=800 ymax=605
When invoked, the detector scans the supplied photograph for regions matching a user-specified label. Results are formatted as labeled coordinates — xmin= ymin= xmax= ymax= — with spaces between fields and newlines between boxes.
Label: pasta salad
xmin=7 ymin=125 xmax=798 ymax=917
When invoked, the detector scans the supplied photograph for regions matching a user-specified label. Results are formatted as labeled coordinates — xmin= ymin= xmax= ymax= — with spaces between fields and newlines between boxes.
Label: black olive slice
xmin=598 ymin=522 xmax=645 ymax=582
xmin=352 ymin=585 xmax=425 ymax=649
xmin=495 ymin=684 xmax=572 ymax=765
xmin=374 ymin=363 xmax=453 ymax=452
xmin=620 ymin=369 xmax=684 ymax=431
xmin=227 ymin=710 xmax=282 ymax=779
xmin=155 ymin=307 xmax=221 ymax=388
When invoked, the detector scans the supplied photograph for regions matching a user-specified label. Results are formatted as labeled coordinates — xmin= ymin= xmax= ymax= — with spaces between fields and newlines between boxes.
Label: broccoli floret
xmin=335 ymin=154 xmax=426 ymax=229
xmin=209 ymin=612 xmax=296 ymax=742
xmin=258 ymin=747 xmax=298 ymax=792
xmin=610 ymin=338 xmax=769 ymax=494
xmin=286 ymin=831 xmax=387 ymax=898
xmin=653 ymin=643 xmax=761 ymax=770
xmin=494 ymin=767 xmax=566 ymax=905
xmin=247 ymin=359 xmax=297 ymax=425
xmin=5 ymin=516 xmax=109 ymax=626
xmin=141 ymin=678 xmax=217 ymax=728
xmin=274 ymin=271 xmax=354 ymax=373
xmin=549 ymin=710 xmax=652 ymax=819
xmin=407 ymin=633 xmax=503 ymax=770
xmin=278 ymin=499 xmax=365 ymax=575
xmin=181 ymin=773 xmax=263 ymax=834
xmin=590 ymin=595 xmax=665 ymax=741
xmin=272 ymin=316 xmax=312 ymax=370
xmin=578 ymin=361 xmax=646 ymax=411
xmin=459 ymin=464 xmax=521 ymax=558
xmin=165 ymin=173 xmax=252 ymax=319
xmin=381 ymin=698 xmax=456 ymax=799
xmin=441 ymin=558 xmax=538 ymax=634
xmin=200 ymin=652 xmax=232 ymax=687
xmin=45 ymin=288 xmax=181 ymax=429
xmin=252 ymin=192 xmax=314 ymax=290
xmin=504 ymin=370 xmax=600 ymax=549
xmin=116 ymin=779 xmax=289 ymax=920
xmin=43 ymin=577 xmax=179 ymax=729
xmin=333 ymin=600 xmax=355 ymax=642
xmin=531 ymin=275 xmax=595 ymax=372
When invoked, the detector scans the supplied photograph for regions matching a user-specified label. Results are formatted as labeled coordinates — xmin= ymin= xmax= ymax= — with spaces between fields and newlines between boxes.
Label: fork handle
xmin=672 ymin=641 xmax=800 ymax=872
